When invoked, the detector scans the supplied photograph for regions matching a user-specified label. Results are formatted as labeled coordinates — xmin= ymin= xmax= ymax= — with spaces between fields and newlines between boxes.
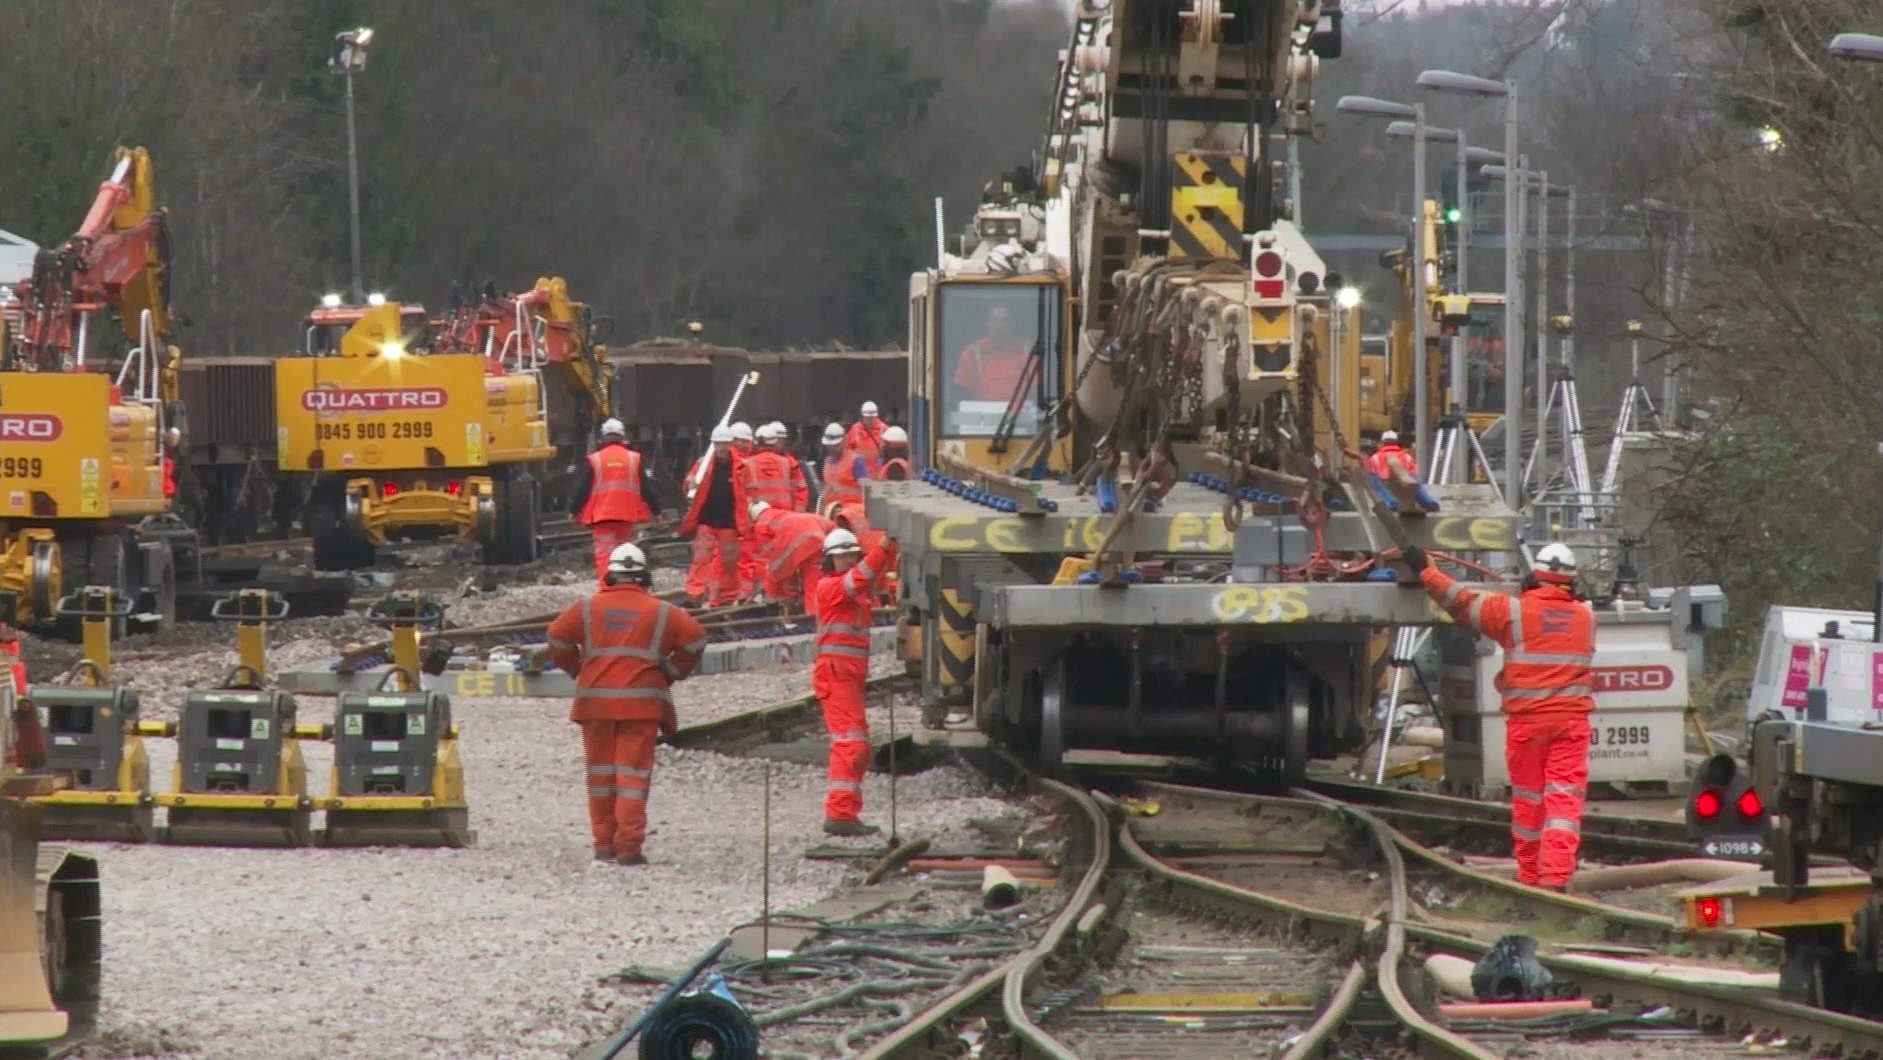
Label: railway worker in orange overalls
xmin=833 ymin=503 xmax=896 ymax=606
xmin=1368 ymin=430 xmax=1418 ymax=481
xmin=820 ymin=425 xmax=868 ymax=515
xmin=767 ymin=422 xmax=812 ymax=510
xmin=547 ymin=543 xmax=706 ymax=866
xmin=872 ymin=427 xmax=912 ymax=482
xmin=749 ymin=501 xmax=831 ymax=615
xmin=4 ymin=623 xmax=46 ymax=769
xmin=679 ymin=426 xmax=749 ymax=607
xmin=1405 ymin=541 xmax=1594 ymax=892
xmin=161 ymin=427 xmax=181 ymax=499
xmin=812 ymin=527 xmax=897 ymax=836
xmin=575 ymin=419 xmax=658 ymax=583
xmin=743 ymin=423 xmax=807 ymax=512
xmin=845 ymin=401 xmax=887 ymax=467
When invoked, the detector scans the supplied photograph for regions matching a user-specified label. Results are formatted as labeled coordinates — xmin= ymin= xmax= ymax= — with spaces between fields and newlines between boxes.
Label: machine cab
xmin=1451 ymin=294 xmax=1509 ymax=432
xmin=908 ymin=194 xmax=1073 ymax=477
xmin=303 ymin=296 xmax=434 ymax=358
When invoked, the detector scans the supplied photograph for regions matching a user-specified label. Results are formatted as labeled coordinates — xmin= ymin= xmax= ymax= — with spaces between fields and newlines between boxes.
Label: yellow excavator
xmin=0 ymin=146 xmax=192 ymax=637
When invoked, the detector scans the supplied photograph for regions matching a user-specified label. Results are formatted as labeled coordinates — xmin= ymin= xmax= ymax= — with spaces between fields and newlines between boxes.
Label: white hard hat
xmin=822 ymin=423 xmax=845 ymax=444
xmin=606 ymin=542 xmax=648 ymax=575
xmin=755 ymin=422 xmax=784 ymax=443
xmin=861 ymin=401 xmax=879 ymax=417
xmin=764 ymin=421 xmax=786 ymax=436
xmin=165 ymin=427 xmax=182 ymax=443
xmin=730 ymin=422 xmax=753 ymax=441
xmin=822 ymin=528 xmax=862 ymax=555
xmin=710 ymin=425 xmax=735 ymax=444
xmin=1532 ymin=542 xmax=1578 ymax=583
xmin=1379 ymin=430 xmax=1398 ymax=444
xmin=749 ymin=500 xmax=770 ymax=521
xmin=600 ymin=418 xmax=626 ymax=438
xmin=881 ymin=425 xmax=908 ymax=445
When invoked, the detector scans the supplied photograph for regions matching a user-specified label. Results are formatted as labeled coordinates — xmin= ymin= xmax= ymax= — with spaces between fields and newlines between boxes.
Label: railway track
xmin=599 ymin=701 xmax=1883 ymax=1059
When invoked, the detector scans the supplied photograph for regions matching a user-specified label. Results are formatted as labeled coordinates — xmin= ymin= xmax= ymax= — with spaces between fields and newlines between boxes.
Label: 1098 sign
xmin=1593 ymin=725 xmax=1653 ymax=746
xmin=315 ymin=421 xmax=435 ymax=441
xmin=0 ymin=456 xmax=44 ymax=478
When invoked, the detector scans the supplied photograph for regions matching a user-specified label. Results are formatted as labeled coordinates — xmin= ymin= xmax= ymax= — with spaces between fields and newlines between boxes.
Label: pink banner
xmin=1781 ymin=644 xmax=1812 ymax=710
xmin=1871 ymin=650 xmax=1883 ymax=716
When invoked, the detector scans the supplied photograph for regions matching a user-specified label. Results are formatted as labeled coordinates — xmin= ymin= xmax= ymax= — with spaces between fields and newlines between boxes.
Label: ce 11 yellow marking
xmin=443 ymin=671 xmax=547 ymax=697
xmin=1211 ymin=586 xmax=1311 ymax=624
xmin=925 ymin=513 xmax=1513 ymax=554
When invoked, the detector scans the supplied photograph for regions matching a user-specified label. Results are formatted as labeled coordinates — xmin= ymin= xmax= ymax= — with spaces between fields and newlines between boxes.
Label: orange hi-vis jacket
xmin=679 ymin=451 xmax=751 ymax=537
xmin=845 ymin=420 xmax=885 ymax=465
xmin=1421 ymin=568 xmax=1595 ymax=717
xmin=821 ymin=450 xmax=868 ymax=515
xmin=4 ymin=634 xmax=25 ymax=697
xmin=873 ymin=457 xmax=911 ymax=482
xmin=1368 ymin=442 xmax=1417 ymax=480
xmin=754 ymin=508 xmax=831 ymax=589
xmin=580 ymin=442 xmax=653 ymax=525
xmin=162 ymin=455 xmax=177 ymax=499
xmin=814 ymin=540 xmax=897 ymax=661
xmin=547 ymin=584 xmax=707 ymax=725
xmin=741 ymin=448 xmax=808 ymax=510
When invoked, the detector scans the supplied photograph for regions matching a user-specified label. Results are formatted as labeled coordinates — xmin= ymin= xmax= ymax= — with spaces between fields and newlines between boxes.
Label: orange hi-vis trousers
xmin=1506 ymin=713 xmax=1592 ymax=888
xmin=686 ymin=527 xmax=741 ymax=605
xmin=580 ymin=718 xmax=659 ymax=858
xmin=590 ymin=521 xmax=635 ymax=582
xmin=812 ymin=654 xmax=870 ymax=821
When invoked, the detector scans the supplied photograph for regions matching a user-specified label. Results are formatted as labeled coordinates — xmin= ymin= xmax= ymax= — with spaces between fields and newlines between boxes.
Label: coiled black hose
xmin=636 ymin=993 xmax=760 ymax=1060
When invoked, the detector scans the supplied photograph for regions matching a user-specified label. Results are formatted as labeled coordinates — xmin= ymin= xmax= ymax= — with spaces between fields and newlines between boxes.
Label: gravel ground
xmin=60 ymin=646 xmax=1021 ymax=1060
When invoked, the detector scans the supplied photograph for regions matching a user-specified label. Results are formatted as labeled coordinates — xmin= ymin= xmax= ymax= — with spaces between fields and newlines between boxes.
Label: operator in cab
xmin=952 ymin=304 xmax=1036 ymax=402
xmin=574 ymin=419 xmax=660 ymax=583
xmin=1368 ymin=430 xmax=1417 ymax=481
xmin=1404 ymin=542 xmax=1594 ymax=892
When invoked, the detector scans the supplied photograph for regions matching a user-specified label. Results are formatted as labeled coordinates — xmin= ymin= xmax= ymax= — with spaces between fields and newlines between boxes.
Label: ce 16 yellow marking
xmin=924 ymin=513 xmax=1514 ymax=554
xmin=315 ymin=421 xmax=437 ymax=441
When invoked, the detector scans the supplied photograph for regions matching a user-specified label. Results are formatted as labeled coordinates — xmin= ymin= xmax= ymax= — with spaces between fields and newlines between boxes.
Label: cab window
xmin=304 ymin=308 xmax=432 ymax=356
xmin=1463 ymin=303 xmax=1506 ymax=414
xmin=935 ymin=283 xmax=1062 ymax=437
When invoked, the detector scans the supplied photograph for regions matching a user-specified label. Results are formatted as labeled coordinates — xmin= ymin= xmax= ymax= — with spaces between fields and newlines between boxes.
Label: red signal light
xmin=1693 ymin=789 xmax=1722 ymax=819
xmin=1735 ymin=787 xmax=1763 ymax=819
xmin=445 ymin=480 xmax=462 ymax=495
xmin=1254 ymin=250 xmax=1284 ymax=277
xmin=1695 ymin=896 xmax=1723 ymax=928
xmin=381 ymin=481 xmax=399 ymax=498
xmin=1252 ymin=278 xmax=1287 ymax=300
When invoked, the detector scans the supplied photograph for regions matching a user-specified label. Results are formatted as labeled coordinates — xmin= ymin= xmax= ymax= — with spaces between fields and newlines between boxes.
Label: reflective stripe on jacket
xmin=580 ymin=443 xmax=652 ymax=525
xmin=756 ymin=508 xmax=831 ymax=588
xmin=547 ymin=584 xmax=707 ymax=723
xmin=813 ymin=540 xmax=896 ymax=660
xmin=1421 ymin=568 xmax=1595 ymax=717
xmin=1368 ymin=444 xmax=1417 ymax=480
xmin=740 ymin=450 xmax=800 ymax=509
xmin=874 ymin=457 xmax=911 ymax=482
xmin=821 ymin=451 xmax=866 ymax=513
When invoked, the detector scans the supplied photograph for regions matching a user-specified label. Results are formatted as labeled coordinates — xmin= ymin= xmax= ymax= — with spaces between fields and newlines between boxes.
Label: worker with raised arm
xmin=833 ymin=504 xmax=896 ymax=605
xmin=813 ymin=527 xmax=897 ymax=836
xmin=1368 ymin=430 xmax=1418 ymax=481
xmin=574 ymin=419 xmax=658 ymax=583
xmin=749 ymin=501 xmax=832 ymax=615
xmin=547 ymin=543 xmax=706 ymax=866
xmin=871 ymin=427 xmax=912 ymax=482
xmin=743 ymin=423 xmax=808 ymax=511
xmin=1404 ymin=542 xmax=1594 ymax=891
xmin=845 ymin=401 xmax=886 ymax=467
xmin=678 ymin=426 xmax=749 ymax=607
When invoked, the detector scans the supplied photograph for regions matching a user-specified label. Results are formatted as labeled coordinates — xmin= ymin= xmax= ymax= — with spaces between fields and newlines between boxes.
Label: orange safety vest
xmin=740 ymin=449 xmax=799 ymax=510
xmin=873 ymin=457 xmax=911 ymax=482
xmin=822 ymin=451 xmax=866 ymax=514
xmin=1422 ymin=569 xmax=1595 ymax=717
xmin=1368 ymin=443 xmax=1417 ymax=480
xmin=162 ymin=455 xmax=176 ymax=499
xmin=545 ymin=584 xmax=708 ymax=723
xmin=580 ymin=443 xmax=652 ymax=525
xmin=755 ymin=508 xmax=831 ymax=587
xmin=845 ymin=420 xmax=885 ymax=465
xmin=814 ymin=540 xmax=895 ymax=662
xmin=679 ymin=450 xmax=750 ymax=537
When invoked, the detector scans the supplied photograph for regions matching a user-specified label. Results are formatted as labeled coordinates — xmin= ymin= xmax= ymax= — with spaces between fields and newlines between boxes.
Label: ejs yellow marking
xmin=1210 ymin=586 xmax=1310 ymax=624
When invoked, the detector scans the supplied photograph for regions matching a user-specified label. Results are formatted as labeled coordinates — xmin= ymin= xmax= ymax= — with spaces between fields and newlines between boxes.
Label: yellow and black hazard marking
xmin=1169 ymin=151 xmax=1247 ymax=260
xmin=936 ymin=589 xmax=976 ymax=689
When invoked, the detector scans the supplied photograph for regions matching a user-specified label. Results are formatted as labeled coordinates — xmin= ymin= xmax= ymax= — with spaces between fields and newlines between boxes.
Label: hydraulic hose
xmin=635 ymin=993 xmax=761 ymax=1060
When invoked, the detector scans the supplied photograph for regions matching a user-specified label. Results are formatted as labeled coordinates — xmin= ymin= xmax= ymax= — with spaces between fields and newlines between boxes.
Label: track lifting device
xmin=0 ymin=146 xmax=195 ymax=638
xmin=0 ymin=644 xmax=103 ymax=1057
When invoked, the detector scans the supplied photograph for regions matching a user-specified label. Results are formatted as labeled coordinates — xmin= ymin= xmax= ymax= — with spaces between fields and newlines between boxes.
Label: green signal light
xmin=1444 ymin=207 xmax=1462 ymax=223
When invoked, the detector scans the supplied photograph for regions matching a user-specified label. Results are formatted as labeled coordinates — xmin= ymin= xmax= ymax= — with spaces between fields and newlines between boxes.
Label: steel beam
xmin=981 ymin=582 xmax=1511 ymax=629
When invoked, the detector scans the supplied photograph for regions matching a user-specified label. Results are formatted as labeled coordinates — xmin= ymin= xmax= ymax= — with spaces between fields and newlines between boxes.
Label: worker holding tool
xmin=742 ymin=424 xmax=808 ymax=511
xmin=813 ymin=527 xmax=897 ymax=836
xmin=845 ymin=401 xmax=887 ymax=466
xmin=1405 ymin=542 xmax=1594 ymax=891
xmin=1368 ymin=430 xmax=1418 ymax=480
xmin=575 ymin=419 xmax=659 ymax=583
xmin=679 ymin=426 xmax=749 ymax=607
xmin=548 ymin=543 xmax=706 ymax=866
xmin=871 ymin=427 xmax=912 ymax=482
xmin=749 ymin=501 xmax=831 ymax=615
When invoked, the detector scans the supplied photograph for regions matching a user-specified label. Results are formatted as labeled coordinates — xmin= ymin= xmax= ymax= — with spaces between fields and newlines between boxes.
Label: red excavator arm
xmin=7 ymin=147 xmax=173 ymax=373
xmin=439 ymin=277 xmax=610 ymax=417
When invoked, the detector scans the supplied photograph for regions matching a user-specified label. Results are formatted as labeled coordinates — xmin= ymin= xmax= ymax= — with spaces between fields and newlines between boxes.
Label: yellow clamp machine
xmin=317 ymin=591 xmax=472 ymax=848
xmin=149 ymin=588 xmax=312 ymax=846
xmin=29 ymin=585 xmax=152 ymax=842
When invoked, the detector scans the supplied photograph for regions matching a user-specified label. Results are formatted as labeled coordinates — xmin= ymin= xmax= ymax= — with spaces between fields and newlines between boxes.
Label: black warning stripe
xmin=936 ymin=591 xmax=975 ymax=686
xmin=1169 ymin=152 xmax=1247 ymax=260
